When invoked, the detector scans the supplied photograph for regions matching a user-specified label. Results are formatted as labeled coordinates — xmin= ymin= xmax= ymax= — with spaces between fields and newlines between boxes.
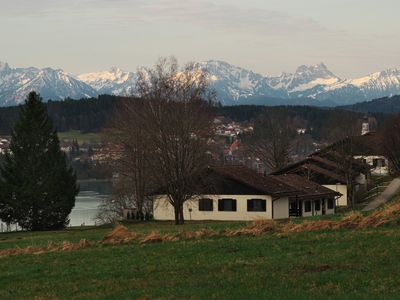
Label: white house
xmin=153 ymin=166 xmax=341 ymax=221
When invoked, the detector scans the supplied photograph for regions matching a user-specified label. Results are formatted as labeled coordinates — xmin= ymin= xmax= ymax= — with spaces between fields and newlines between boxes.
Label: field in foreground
xmin=1 ymin=220 xmax=400 ymax=299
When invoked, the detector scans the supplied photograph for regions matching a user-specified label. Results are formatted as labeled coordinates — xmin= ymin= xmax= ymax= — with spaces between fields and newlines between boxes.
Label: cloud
xmin=0 ymin=0 xmax=327 ymax=36
xmin=112 ymin=0 xmax=327 ymax=36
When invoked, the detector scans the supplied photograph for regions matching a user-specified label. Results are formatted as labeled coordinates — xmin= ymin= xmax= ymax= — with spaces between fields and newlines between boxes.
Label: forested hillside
xmin=0 ymin=95 xmax=121 ymax=134
xmin=340 ymin=95 xmax=400 ymax=114
xmin=0 ymin=95 xmax=387 ymax=141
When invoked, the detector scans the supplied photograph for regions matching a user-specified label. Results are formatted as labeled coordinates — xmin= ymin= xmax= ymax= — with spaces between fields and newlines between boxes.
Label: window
xmin=247 ymin=199 xmax=266 ymax=212
xmin=314 ymin=200 xmax=321 ymax=211
xmin=199 ymin=198 xmax=213 ymax=211
xmin=218 ymin=199 xmax=237 ymax=211
xmin=327 ymin=198 xmax=334 ymax=209
xmin=381 ymin=159 xmax=386 ymax=167
xmin=304 ymin=201 xmax=312 ymax=212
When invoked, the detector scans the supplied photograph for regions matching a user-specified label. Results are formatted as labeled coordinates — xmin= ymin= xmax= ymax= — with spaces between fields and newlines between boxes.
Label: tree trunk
xmin=174 ymin=204 xmax=180 ymax=225
xmin=178 ymin=202 xmax=185 ymax=225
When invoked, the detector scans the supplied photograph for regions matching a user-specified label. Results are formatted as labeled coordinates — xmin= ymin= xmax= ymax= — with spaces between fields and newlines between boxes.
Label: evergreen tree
xmin=0 ymin=92 xmax=79 ymax=231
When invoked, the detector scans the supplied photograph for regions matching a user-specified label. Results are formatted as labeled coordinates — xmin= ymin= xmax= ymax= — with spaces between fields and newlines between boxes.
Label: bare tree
xmin=322 ymin=111 xmax=363 ymax=208
xmin=248 ymin=113 xmax=293 ymax=173
xmin=95 ymin=194 xmax=131 ymax=225
xmin=113 ymin=57 xmax=215 ymax=225
xmin=103 ymin=101 xmax=152 ymax=217
xmin=382 ymin=114 xmax=400 ymax=174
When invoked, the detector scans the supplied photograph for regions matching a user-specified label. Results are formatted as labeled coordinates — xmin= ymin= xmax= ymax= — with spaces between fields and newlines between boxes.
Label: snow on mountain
xmin=0 ymin=62 xmax=97 ymax=106
xmin=0 ymin=61 xmax=11 ymax=75
xmin=199 ymin=60 xmax=286 ymax=104
xmin=1 ymin=60 xmax=400 ymax=106
xmin=78 ymin=67 xmax=137 ymax=96
xmin=268 ymin=63 xmax=340 ymax=92
xmin=299 ymin=68 xmax=400 ymax=104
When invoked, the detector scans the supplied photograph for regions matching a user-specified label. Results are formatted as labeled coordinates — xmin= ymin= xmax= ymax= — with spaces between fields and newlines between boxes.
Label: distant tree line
xmin=0 ymin=95 xmax=388 ymax=141
xmin=0 ymin=95 xmax=123 ymax=135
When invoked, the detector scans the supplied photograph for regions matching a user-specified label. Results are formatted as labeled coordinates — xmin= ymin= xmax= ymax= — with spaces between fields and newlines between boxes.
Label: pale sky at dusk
xmin=0 ymin=0 xmax=399 ymax=78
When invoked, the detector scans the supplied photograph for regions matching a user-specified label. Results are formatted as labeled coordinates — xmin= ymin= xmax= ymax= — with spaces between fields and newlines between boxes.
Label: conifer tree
xmin=0 ymin=92 xmax=78 ymax=230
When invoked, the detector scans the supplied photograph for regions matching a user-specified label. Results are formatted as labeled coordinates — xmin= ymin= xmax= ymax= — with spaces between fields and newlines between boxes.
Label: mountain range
xmin=0 ymin=60 xmax=400 ymax=107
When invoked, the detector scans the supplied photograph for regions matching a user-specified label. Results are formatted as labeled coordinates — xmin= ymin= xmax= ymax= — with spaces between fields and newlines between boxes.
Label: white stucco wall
xmin=302 ymin=200 xmax=314 ymax=217
xmin=272 ymin=197 xmax=289 ymax=219
xmin=326 ymin=202 xmax=335 ymax=215
xmin=323 ymin=184 xmax=348 ymax=206
xmin=153 ymin=194 xmax=274 ymax=221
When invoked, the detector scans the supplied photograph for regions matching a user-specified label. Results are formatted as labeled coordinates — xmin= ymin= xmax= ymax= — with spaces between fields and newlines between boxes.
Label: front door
xmin=321 ymin=199 xmax=326 ymax=215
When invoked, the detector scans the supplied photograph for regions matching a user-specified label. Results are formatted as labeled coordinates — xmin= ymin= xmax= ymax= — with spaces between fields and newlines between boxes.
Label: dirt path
xmin=362 ymin=177 xmax=400 ymax=211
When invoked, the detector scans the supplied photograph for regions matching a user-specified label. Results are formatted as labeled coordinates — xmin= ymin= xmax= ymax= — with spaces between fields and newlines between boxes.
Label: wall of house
xmin=325 ymin=200 xmax=335 ymax=215
xmin=354 ymin=155 xmax=389 ymax=176
xmin=153 ymin=194 xmax=274 ymax=221
xmin=323 ymin=184 xmax=347 ymax=206
xmin=272 ymin=197 xmax=289 ymax=219
xmin=302 ymin=199 xmax=335 ymax=217
xmin=302 ymin=200 xmax=315 ymax=217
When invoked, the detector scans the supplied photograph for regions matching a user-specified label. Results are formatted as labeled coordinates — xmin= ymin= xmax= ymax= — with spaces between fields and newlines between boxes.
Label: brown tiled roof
xmin=273 ymin=174 xmax=342 ymax=199
xmin=301 ymin=164 xmax=347 ymax=184
xmin=211 ymin=165 xmax=300 ymax=197
xmin=270 ymin=160 xmax=306 ymax=175
xmin=309 ymin=155 xmax=340 ymax=169
xmin=271 ymin=160 xmax=347 ymax=184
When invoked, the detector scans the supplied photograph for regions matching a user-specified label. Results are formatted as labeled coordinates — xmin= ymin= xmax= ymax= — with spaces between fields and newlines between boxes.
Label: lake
xmin=0 ymin=180 xmax=113 ymax=232
xmin=69 ymin=180 xmax=114 ymax=226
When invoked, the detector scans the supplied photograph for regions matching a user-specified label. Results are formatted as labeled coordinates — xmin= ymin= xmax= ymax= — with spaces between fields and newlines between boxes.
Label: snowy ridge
xmin=0 ymin=62 xmax=97 ymax=106
xmin=78 ymin=67 xmax=137 ymax=96
xmin=1 ymin=60 xmax=400 ymax=106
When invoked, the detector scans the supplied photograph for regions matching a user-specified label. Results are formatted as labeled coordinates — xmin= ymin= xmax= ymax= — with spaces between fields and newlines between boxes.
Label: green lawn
xmin=1 ymin=221 xmax=400 ymax=299
xmin=58 ymin=130 xmax=102 ymax=144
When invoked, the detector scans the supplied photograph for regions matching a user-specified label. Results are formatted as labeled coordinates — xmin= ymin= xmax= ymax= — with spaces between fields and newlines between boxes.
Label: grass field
xmin=1 ymin=220 xmax=400 ymax=299
xmin=58 ymin=130 xmax=102 ymax=144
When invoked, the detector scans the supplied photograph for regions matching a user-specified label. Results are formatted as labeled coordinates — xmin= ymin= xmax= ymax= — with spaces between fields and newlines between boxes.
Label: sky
xmin=0 ymin=0 xmax=399 ymax=78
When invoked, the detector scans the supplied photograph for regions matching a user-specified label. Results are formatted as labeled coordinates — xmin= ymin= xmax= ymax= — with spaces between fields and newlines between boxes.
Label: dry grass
xmin=1 ymin=202 xmax=400 ymax=258
xmin=182 ymin=228 xmax=219 ymax=239
xmin=225 ymin=219 xmax=279 ymax=236
xmin=102 ymin=224 xmax=139 ymax=245
xmin=358 ymin=202 xmax=400 ymax=228
xmin=140 ymin=231 xmax=179 ymax=244
xmin=0 ymin=238 xmax=93 ymax=257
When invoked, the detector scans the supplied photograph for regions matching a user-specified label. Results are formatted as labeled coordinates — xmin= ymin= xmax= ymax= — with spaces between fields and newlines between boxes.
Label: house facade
xmin=271 ymin=155 xmax=352 ymax=206
xmin=153 ymin=166 xmax=340 ymax=221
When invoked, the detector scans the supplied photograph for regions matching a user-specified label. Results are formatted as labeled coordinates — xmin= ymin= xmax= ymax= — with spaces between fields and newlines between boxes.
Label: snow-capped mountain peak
xmin=0 ymin=61 xmax=11 ymax=75
xmin=268 ymin=62 xmax=340 ymax=93
xmin=294 ymin=62 xmax=335 ymax=78
xmin=0 ymin=62 xmax=97 ymax=106
xmin=78 ymin=67 xmax=137 ymax=96
xmin=1 ymin=60 xmax=400 ymax=106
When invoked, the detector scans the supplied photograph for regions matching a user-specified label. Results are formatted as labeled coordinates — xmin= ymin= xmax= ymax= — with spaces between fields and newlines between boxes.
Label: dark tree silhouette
xmin=382 ymin=114 xmax=400 ymax=174
xmin=0 ymin=92 xmax=79 ymax=230
xmin=249 ymin=113 xmax=293 ymax=173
